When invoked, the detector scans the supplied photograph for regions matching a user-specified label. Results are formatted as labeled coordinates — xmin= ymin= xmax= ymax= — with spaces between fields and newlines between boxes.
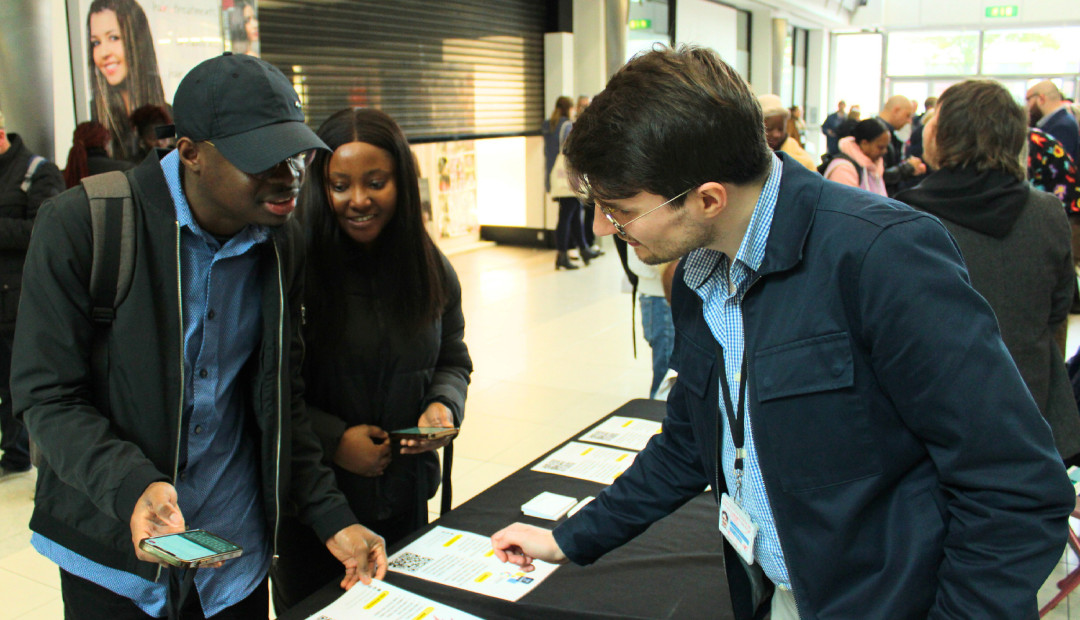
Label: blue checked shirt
xmin=682 ymin=154 xmax=791 ymax=589
xmin=34 ymin=150 xmax=271 ymax=616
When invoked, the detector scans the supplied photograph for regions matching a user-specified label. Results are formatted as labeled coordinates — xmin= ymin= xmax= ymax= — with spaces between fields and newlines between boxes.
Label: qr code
xmin=390 ymin=552 xmax=433 ymax=573
xmin=544 ymin=459 xmax=575 ymax=472
xmin=589 ymin=431 xmax=619 ymax=442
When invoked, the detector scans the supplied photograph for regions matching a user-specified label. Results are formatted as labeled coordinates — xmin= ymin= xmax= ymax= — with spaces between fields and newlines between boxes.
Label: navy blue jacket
xmin=554 ymin=155 xmax=1074 ymax=619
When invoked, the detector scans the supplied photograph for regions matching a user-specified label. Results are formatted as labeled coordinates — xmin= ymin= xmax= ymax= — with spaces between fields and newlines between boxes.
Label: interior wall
xmin=674 ymin=0 xmax=738 ymax=64
xmin=0 ymin=0 xmax=59 ymax=160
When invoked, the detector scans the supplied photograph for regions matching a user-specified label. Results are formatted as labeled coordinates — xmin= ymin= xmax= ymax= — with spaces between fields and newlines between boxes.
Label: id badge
xmin=719 ymin=492 xmax=758 ymax=565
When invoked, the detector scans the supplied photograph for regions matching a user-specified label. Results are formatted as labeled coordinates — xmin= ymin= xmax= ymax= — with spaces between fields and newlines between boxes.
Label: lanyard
xmin=715 ymin=343 xmax=749 ymax=498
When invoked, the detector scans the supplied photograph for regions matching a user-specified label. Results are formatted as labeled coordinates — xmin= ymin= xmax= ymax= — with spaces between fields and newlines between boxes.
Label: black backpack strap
xmin=613 ymin=237 xmax=639 ymax=358
xmin=80 ymin=171 xmax=135 ymax=416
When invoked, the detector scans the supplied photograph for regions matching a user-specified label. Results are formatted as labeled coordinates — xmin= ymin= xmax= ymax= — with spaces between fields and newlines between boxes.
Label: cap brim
xmin=212 ymin=121 xmax=329 ymax=174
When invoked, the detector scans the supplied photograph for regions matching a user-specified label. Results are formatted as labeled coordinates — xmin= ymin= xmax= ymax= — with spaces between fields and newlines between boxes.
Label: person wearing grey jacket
xmin=898 ymin=78 xmax=1080 ymax=460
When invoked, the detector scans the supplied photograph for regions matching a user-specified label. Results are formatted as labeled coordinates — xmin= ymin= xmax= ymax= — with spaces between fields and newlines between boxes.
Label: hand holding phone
xmin=397 ymin=402 xmax=458 ymax=455
xmin=139 ymin=530 xmax=243 ymax=568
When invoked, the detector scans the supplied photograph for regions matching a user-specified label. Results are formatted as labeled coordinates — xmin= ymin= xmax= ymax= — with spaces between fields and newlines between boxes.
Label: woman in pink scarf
xmin=823 ymin=118 xmax=892 ymax=196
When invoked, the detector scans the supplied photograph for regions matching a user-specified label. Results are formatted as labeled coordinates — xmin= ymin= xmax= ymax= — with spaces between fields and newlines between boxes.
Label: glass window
xmin=835 ymin=33 xmax=883 ymax=119
xmin=886 ymin=31 xmax=979 ymax=77
xmin=982 ymin=27 xmax=1080 ymax=76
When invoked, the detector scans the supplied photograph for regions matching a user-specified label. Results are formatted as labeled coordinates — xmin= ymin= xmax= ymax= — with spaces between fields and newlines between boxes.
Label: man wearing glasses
xmin=493 ymin=46 xmax=1073 ymax=619
xmin=12 ymin=53 xmax=386 ymax=618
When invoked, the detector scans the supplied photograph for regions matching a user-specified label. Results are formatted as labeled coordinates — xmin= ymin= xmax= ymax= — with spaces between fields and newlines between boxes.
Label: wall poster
xmin=67 ymin=0 xmax=259 ymax=160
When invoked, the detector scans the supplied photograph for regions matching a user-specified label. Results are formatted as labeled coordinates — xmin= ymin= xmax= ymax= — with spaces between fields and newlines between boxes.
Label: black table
xmin=281 ymin=399 xmax=733 ymax=620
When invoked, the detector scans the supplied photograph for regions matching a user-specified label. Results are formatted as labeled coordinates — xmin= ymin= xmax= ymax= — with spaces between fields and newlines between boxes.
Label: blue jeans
xmin=640 ymin=294 xmax=675 ymax=399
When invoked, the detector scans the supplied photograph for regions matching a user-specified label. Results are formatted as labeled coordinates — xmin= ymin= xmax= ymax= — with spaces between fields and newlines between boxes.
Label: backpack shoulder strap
xmin=20 ymin=156 xmax=44 ymax=193
xmin=81 ymin=171 xmax=136 ymax=324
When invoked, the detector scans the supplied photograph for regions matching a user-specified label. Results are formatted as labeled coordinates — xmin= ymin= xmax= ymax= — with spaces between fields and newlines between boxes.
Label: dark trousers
xmin=270 ymin=510 xmax=423 ymax=615
xmin=60 ymin=569 xmax=268 ymax=620
xmin=0 ymin=326 xmax=29 ymax=471
xmin=555 ymin=197 xmax=587 ymax=253
xmin=581 ymin=203 xmax=596 ymax=246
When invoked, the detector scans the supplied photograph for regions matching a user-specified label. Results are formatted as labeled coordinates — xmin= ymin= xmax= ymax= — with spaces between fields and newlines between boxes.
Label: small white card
xmin=719 ymin=493 xmax=758 ymax=566
xmin=521 ymin=492 xmax=578 ymax=521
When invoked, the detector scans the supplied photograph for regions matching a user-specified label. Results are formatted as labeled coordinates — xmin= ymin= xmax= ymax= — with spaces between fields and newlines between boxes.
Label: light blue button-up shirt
xmin=682 ymin=154 xmax=792 ymax=588
xmin=34 ymin=150 xmax=272 ymax=616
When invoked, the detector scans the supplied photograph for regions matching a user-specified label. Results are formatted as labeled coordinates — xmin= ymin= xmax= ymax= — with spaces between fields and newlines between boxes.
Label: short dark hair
xmin=852 ymin=118 xmax=889 ymax=144
xmin=564 ymin=45 xmax=771 ymax=205
xmin=934 ymin=80 xmax=1026 ymax=181
xmin=300 ymin=108 xmax=447 ymax=343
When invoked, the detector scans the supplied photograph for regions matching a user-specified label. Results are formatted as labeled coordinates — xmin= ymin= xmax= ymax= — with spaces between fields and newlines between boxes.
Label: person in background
xmin=576 ymin=95 xmax=590 ymax=119
xmin=61 ymin=121 xmax=133 ymax=189
xmin=544 ymin=96 xmax=597 ymax=270
xmin=87 ymin=0 xmax=166 ymax=161
xmin=821 ymin=118 xmax=892 ymax=197
xmin=1028 ymin=127 xmax=1079 ymax=216
xmin=627 ymin=249 xmax=676 ymax=399
xmin=785 ymin=106 xmax=806 ymax=149
xmin=1027 ymin=80 xmax=1079 ymax=162
xmin=897 ymin=79 xmax=1080 ymax=461
xmin=0 ymin=108 xmax=64 ymax=479
xmin=905 ymin=96 xmax=937 ymax=160
xmin=272 ymin=107 xmax=472 ymax=613
xmin=576 ymin=95 xmax=600 ymax=254
xmin=837 ymin=104 xmax=861 ymax=139
xmin=758 ymin=94 xmax=815 ymax=171
xmin=489 ymin=45 xmax=1073 ymax=620
xmin=877 ymin=94 xmax=926 ymax=195
xmin=13 ymin=53 xmax=386 ymax=618
xmin=128 ymin=104 xmax=174 ymax=163
xmin=821 ymin=100 xmax=846 ymax=155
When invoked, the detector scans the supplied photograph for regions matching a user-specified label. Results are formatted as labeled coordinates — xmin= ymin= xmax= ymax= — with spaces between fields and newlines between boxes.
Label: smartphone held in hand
xmin=139 ymin=529 xmax=243 ymax=568
xmin=388 ymin=426 xmax=460 ymax=441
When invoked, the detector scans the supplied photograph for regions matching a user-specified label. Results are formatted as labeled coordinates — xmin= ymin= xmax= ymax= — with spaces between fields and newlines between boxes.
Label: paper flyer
xmin=531 ymin=441 xmax=637 ymax=485
xmin=305 ymin=579 xmax=482 ymax=620
xmin=387 ymin=526 xmax=558 ymax=602
xmin=578 ymin=416 xmax=662 ymax=451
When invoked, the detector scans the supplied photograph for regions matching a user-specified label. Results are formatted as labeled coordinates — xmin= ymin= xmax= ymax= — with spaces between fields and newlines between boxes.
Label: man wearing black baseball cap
xmin=12 ymin=52 xmax=387 ymax=618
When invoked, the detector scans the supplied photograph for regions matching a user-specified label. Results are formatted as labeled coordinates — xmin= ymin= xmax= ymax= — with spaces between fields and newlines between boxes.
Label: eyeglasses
xmin=203 ymin=140 xmax=311 ymax=180
xmin=594 ymin=183 xmax=695 ymax=238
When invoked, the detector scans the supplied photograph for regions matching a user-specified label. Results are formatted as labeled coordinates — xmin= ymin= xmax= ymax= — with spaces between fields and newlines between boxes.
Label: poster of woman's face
xmin=226 ymin=0 xmax=260 ymax=57
xmin=69 ymin=0 xmax=231 ymax=159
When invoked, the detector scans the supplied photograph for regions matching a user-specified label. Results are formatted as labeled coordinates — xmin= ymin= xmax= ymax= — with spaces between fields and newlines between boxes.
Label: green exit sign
xmin=985 ymin=5 xmax=1019 ymax=18
xmin=628 ymin=19 xmax=652 ymax=30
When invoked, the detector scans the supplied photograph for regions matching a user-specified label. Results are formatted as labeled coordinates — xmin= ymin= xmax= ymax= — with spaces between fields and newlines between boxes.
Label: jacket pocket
xmin=757 ymin=332 xmax=853 ymax=401
xmin=755 ymin=331 xmax=882 ymax=491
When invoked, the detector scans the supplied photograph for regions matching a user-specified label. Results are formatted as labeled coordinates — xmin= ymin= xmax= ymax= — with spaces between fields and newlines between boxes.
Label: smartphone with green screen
xmin=139 ymin=530 xmax=243 ymax=568
xmin=388 ymin=427 xmax=459 ymax=441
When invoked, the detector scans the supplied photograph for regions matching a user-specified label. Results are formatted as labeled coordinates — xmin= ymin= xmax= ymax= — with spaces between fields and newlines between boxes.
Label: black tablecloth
xmin=280 ymin=399 xmax=734 ymax=620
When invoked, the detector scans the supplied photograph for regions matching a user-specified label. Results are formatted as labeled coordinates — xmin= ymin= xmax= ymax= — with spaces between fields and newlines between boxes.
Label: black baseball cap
xmin=173 ymin=53 xmax=328 ymax=174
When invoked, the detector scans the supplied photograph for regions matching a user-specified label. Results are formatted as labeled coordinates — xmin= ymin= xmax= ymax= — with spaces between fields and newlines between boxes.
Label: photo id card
xmin=719 ymin=493 xmax=758 ymax=566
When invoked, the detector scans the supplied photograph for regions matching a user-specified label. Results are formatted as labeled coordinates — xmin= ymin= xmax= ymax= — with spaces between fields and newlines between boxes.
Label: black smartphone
xmin=139 ymin=529 xmax=243 ymax=568
xmin=388 ymin=426 xmax=460 ymax=441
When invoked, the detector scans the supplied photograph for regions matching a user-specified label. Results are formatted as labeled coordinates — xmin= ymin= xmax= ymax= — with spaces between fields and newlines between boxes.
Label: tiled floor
xmin=1 ymin=242 xmax=1079 ymax=618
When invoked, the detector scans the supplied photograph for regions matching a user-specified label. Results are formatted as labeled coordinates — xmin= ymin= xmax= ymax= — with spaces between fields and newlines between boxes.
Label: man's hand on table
xmin=490 ymin=523 xmax=568 ymax=572
xmin=326 ymin=524 xmax=388 ymax=589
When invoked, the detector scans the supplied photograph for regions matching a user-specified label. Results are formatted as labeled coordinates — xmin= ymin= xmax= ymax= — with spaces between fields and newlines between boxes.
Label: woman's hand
xmin=334 ymin=424 xmax=391 ymax=476
xmin=399 ymin=402 xmax=456 ymax=455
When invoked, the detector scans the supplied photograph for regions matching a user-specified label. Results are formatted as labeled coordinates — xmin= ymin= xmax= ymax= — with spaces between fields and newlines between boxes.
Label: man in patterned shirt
xmin=492 ymin=46 xmax=1073 ymax=620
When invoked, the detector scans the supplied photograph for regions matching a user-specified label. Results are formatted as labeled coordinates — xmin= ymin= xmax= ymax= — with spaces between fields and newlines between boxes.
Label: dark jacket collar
xmin=756 ymin=152 xmax=823 ymax=278
xmin=0 ymin=133 xmax=28 ymax=171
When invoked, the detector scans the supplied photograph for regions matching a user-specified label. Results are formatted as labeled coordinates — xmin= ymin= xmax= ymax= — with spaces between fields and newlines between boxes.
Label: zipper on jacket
xmin=271 ymin=240 xmax=284 ymax=563
xmin=155 ymin=222 xmax=186 ymax=585
xmin=741 ymin=275 xmax=804 ymax=619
